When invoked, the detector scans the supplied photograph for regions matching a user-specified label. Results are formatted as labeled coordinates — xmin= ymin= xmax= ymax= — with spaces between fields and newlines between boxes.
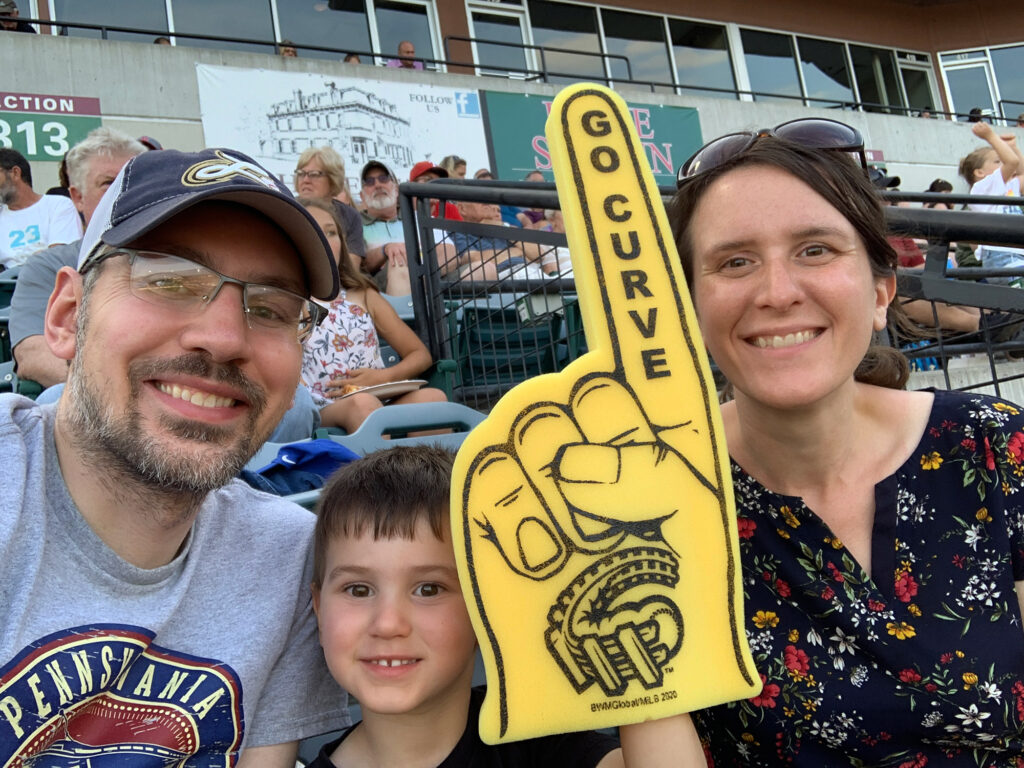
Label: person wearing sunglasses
xmin=0 ymin=148 xmax=348 ymax=766
xmin=357 ymin=159 xmax=410 ymax=296
xmin=666 ymin=120 xmax=1024 ymax=763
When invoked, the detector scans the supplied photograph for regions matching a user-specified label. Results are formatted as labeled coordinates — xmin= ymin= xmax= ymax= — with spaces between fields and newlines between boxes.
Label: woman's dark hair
xmin=926 ymin=178 xmax=953 ymax=194
xmin=668 ymin=138 xmax=908 ymax=390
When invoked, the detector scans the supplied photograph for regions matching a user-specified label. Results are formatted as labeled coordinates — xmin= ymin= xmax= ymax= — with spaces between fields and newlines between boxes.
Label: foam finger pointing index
xmin=546 ymin=85 xmax=710 ymax=424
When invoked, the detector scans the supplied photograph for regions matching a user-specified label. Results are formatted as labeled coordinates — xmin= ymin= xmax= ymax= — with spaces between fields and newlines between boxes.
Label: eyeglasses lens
xmin=124 ymin=251 xmax=319 ymax=341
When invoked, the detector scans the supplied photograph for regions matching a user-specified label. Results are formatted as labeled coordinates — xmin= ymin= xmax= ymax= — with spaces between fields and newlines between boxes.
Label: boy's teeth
xmin=371 ymin=659 xmax=416 ymax=667
xmin=754 ymin=330 xmax=817 ymax=349
xmin=157 ymin=382 xmax=235 ymax=408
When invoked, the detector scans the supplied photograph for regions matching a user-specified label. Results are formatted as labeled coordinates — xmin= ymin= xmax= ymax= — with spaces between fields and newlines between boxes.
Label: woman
xmin=440 ymin=154 xmax=467 ymax=178
xmin=294 ymin=146 xmax=366 ymax=267
xmin=667 ymin=124 xmax=1024 ymax=764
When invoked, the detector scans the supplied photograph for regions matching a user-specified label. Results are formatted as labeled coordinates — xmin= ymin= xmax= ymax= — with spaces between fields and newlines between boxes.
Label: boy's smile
xmin=313 ymin=519 xmax=478 ymax=718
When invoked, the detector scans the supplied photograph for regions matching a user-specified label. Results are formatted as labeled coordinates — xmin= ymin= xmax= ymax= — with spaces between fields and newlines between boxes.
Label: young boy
xmin=308 ymin=445 xmax=626 ymax=767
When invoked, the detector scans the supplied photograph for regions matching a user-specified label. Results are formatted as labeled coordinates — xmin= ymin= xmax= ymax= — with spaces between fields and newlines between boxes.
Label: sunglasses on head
xmin=676 ymin=118 xmax=866 ymax=188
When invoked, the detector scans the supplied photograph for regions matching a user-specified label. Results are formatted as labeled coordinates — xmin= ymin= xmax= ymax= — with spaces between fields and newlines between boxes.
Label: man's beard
xmin=65 ymin=326 xmax=272 ymax=497
xmin=366 ymin=189 xmax=397 ymax=212
xmin=0 ymin=182 xmax=15 ymax=206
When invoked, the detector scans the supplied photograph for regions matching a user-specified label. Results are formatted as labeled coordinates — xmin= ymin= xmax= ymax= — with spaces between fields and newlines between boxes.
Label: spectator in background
xmin=0 ymin=0 xmax=35 ymax=32
xmin=299 ymin=197 xmax=446 ymax=433
xmin=924 ymin=178 xmax=954 ymax=209
xmin=344 ymin=53 xmax=360 ymax=63
xmin=278 ymin=39 xmax=298 ymax=57
xmin=386 ymin=40 xmax=423 ymax=70
xmin=959 ymin=120 xmax=1024 ymax=286
xmin=0 ymin=148 xmax=81 ymax=269
xmin=408 ymin=160 xmax=459 ymax=275
xmin=10 ymin=128 xmax=145 ymax=388
xmin=358 ymin=160 xmax=410 ymax=296
xmin=919 ymin=106 xmax=933 ymax=119
xmin=968 ymin=107 xmax=984 ymax=123
xmin=1017 ymin=113 xmax=1024 ymax=128
xmin=293 ymin=146 xmax=365 ymax=267
xmin=517 ymin=170 xmax=549 ymax=229
xmin=474 ymin=168 xmax=493 ymax=180
xmin=409 ymin=160 xmax=460 ymax=220
xmin=153 ymin=35 xmax=171 ymax=45
xmin=453 ymin=198 xmax=546 ymax=281
xmin=440 ymin=154 xmax=467 ymax=178
xmin=44 ymin=155 xmax=72 ymax=199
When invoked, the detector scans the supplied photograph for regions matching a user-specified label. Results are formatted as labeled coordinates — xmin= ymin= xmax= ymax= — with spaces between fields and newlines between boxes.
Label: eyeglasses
xmin=676 ymin=118 xmax=866 ymax=187
xmin=82 ymin=248 xmax=326 ymax=343
xmin=294 ymin=169 xmax=326 ymax=180
xmin=362 ymin=172 xmax=392 ymax=187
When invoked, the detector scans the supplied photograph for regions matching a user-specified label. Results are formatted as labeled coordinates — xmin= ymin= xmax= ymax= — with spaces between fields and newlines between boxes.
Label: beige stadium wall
xmin=3 ymin=32 xmax=1020 ymax=195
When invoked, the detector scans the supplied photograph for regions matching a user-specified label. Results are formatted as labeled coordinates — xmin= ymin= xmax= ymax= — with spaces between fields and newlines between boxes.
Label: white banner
xmin=195 ymin=64 xmax=488 ymax=204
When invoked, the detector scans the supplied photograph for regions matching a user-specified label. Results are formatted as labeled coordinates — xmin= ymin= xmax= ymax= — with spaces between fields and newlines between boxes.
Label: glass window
xmin=171 ymin=0 xmax=274 ymax=54
xmin=850 ymin=45 xmax=902 ymax=112
xmin=900 ymin=68 xmax=936 ymax=115
xmin=375 ymin=1 xmax=435 ymax=69
xmin=600 ymin=9 xmax=672 ymax=91
xmin=471 ymin=12 xmax=529 ymax=76
xmin=527 ymin=0 xmax=603 ymax=84
xmin=668 ymin=19 xmax=735 ymax=99
xmin=946 ymin=65 xmax=995 ymax=120
xmin=740 ymin=29 xmax=800 ymax=103
xmin=277 ymin=0 xmax=371 ymax=60
xmin=990 ymin=45 xmax=1024 ymax=121
xmin=53 ymin=0 xmax=168 ymax=42
xmin=796 ymin=37 xmax=853 ymax=107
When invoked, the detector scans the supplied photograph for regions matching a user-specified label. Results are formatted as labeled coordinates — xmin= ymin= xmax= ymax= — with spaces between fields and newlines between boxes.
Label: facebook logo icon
xmin=455 ymin=92 xmax=480 ymax=117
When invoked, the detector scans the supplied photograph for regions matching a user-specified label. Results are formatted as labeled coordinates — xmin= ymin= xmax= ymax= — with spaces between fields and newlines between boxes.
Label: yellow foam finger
xmin=452 ymin=83 xmax=759 ymax=744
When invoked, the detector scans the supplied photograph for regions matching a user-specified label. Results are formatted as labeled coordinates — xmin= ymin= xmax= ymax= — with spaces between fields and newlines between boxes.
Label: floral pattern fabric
xmin=696 ymin=390 xmax=1024 ymax=767
xmin=301 ymin=289 xmax=383 ymax=408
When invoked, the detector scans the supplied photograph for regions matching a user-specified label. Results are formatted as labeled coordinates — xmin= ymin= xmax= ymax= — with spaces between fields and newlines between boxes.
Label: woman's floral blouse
xmin=696 ymin=391 xmax=1024 ymax=766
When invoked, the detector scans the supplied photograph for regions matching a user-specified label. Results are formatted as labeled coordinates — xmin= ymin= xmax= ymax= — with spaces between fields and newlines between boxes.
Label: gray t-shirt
xmin=0 ymin=395 xmax=349 ymax=764
xmin=8 ymin=239 xmax=79 ymax=349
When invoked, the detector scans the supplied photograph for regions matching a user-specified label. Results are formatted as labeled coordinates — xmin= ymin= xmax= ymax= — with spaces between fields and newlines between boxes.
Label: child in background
xmin=299 ymin=198 xmax=447 ymax=433
xmin=308 ymin=446 xmax=702 ymax=768
xmin=959 ymin=121 xmax=1024 ymax=286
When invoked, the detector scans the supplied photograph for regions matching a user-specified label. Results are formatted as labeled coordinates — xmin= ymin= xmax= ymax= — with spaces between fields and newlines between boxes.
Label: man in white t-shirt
xmin=0 ymin=147 xmax=82 ymax=269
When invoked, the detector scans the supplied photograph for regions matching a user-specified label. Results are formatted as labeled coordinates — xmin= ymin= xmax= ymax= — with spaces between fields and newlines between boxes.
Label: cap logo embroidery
xmin=181 ymin=150 xmax=279 ymax=189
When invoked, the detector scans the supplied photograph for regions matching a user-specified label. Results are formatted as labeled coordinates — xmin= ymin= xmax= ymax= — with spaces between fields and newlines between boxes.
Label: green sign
xmin=0 ymin=93 xmax=102 ymax=162
xmin=480 ymin=90 xmax=702 ymax=186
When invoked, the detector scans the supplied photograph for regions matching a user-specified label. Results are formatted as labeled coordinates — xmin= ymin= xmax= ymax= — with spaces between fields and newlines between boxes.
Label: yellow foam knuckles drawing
xmin=451 ymin=83 xmax=760 ymax=743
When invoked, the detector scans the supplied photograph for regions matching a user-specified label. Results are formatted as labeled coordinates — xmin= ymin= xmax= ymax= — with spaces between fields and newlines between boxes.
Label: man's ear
xmin=45 ymin=267 xmax=84 ymax=361
xmin=68 ymin=185 xmax=85 ymax=214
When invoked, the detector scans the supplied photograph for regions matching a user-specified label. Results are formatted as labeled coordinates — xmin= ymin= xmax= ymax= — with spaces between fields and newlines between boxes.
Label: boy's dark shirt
xmin=307 ymin=686 xmax=619 ymax=767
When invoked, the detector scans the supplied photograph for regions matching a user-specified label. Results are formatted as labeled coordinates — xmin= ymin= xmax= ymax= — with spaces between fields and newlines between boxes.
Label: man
xmin=10 ymin=127 xmax=145 ymax=388
xmin=0 ymin=148 xmax=81 ymax=268
xmin=358 ymin=160 xmax=410 ymax=295
xmin=0 ymin=0 xmax=35 ymax=32
xmin=385 ymin=39 xmax=423 ymax=70
xmin=453 ymin=198 xmax=545 ymax=280
xmin=278 ymin=39 xmax=298 ymax=57
xmin=0 ymin=147 xmax=347 ymax=766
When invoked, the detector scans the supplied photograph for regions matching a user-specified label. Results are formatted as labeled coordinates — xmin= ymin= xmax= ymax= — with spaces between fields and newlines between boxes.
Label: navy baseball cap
xmin=78 ymin=147 xmax=339 ymax=301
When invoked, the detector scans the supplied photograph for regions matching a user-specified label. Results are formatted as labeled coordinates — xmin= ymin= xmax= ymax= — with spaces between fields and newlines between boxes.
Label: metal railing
xmin=398 ymin=180 xmax=1024 ymax=407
